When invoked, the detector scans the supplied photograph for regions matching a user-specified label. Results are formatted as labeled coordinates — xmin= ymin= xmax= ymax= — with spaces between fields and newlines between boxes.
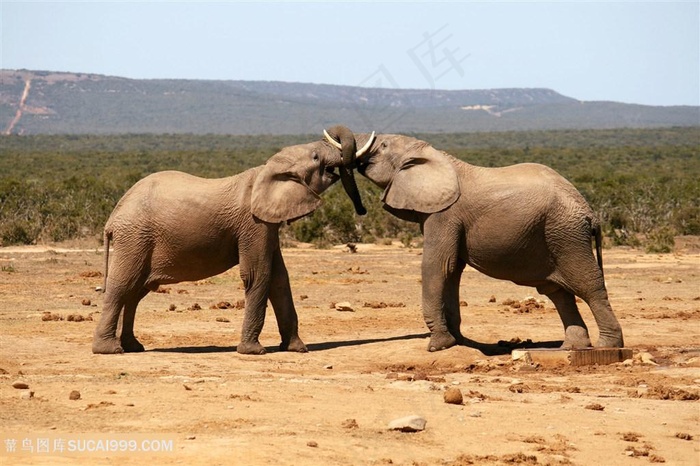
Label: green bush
xmin=645 ymin=227 xmax=676 ymax=254
xmin=1 ymin=128 xmax=698 ymax=248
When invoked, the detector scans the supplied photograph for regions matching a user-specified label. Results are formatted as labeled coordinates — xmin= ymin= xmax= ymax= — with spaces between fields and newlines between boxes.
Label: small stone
xmin=388 ymin=415 xmax=427 ymax=432
xmin=81 ymin=298 xmax=91 ymax=306
xmin=186 ymin=435 xmax=196 ymax=440
xmin=342 ymin=419 xmax=359 ymax=429
xmin=323 ymin=364 xmax=333 ymax=370
xmin=443 ymin=387 xmax=463 ymax=405
xmin=488 ymin=295 xmax=496 ymax=303
xmin=20 ymin=390 xmax=34 ymax=400
xmin=469 ymin=411 xmax=482 ymax=418
xmin=334 ymin=302 xmax=355 ymax=312
xmin=215 ymin=317 xmax=230 ymax=323
xmin=95 ymin=286 xmax=103 ymax=292
xmin=307 ymin=441 xmax=318 ymax=448
xmin=12 ymin=381 xmax=29 ymax=389
xmin=69 ymin=390 xmax=81 ymax=400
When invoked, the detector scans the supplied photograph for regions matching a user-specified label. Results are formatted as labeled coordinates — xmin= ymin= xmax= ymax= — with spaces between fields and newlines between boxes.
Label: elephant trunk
xmin=324 ymin=125 xmax=366 ymax=216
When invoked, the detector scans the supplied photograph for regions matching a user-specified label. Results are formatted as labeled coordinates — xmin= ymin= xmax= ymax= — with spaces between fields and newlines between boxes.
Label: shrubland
xmin=1 ymin=127 xmax=698 ymax=252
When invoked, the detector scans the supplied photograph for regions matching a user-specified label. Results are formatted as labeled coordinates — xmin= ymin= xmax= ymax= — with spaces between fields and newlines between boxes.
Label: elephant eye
xmin=312 ymin=152 xmax=319 ymax=162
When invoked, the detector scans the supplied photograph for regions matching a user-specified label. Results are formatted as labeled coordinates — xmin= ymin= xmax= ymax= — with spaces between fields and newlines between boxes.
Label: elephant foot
xmin=280 ymin=336 xmax=308 ymax=353
xmin=595 ymin=334 xmax=624 ymax=348
xmin=427 ymin=331 xmax=457 ymax=352
xmin=92 ymin=337 xmax=125 ymax=355
xmin=560 ymin=326 xmax=592 ymax=349
xmin=121 ymin=335 xmax=145 ymax=353
xmin=237 ymin=340 xmax=267 ymax=355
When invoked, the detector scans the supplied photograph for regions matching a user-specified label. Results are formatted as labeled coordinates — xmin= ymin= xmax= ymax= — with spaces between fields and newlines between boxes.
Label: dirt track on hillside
xmin=1 ymin=242 xmax=698 ymax=465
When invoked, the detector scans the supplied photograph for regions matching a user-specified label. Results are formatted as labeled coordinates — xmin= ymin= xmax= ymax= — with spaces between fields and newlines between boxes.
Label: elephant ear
xmin=251 ymin=161 xmax=321 ymax=224
xmin=382 ymin=149 xmax=460 ymax=214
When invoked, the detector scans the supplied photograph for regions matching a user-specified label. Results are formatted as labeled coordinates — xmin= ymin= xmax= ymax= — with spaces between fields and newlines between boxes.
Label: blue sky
xmin=2 ymin=1 xmax=698 ymax=106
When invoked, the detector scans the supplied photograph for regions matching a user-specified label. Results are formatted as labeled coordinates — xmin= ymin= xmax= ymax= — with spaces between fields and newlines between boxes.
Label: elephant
xmin=329 ymin=130 xmax=624 ymax=352
xmin=93 ymin=126 xmax=373 ymax=355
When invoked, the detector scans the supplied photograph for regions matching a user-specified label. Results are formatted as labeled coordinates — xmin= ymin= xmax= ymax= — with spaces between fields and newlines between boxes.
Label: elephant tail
xmin=592 ymin=220 xmax=604 ymax=280
xmin=102 ymin=230 xmax=112 ymax=293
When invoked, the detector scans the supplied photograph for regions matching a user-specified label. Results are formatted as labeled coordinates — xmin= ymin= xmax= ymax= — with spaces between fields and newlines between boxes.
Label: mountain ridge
xmin=1 ymin=69 xmax=697 ymax=135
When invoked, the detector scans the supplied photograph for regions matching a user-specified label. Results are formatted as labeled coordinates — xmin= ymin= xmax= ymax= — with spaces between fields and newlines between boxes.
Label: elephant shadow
xmin=149 ymin=334 xmax=563 ymax=355
xmin=461 ymin=337 xmax=564 ymax=356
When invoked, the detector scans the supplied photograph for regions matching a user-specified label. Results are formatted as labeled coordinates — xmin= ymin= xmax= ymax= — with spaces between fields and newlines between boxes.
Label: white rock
xmin=388 ymin=415 xmax=426 ymax=432
xmin=511 ymin=350 xmax=532 ymax=364
xmin=334 ymin=302 xmax=355 ymax=312
xmin=639 ymin=352 xmax=658 ymax=365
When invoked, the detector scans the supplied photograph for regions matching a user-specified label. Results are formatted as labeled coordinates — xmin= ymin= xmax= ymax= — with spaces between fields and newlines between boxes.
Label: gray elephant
xmin=93 ymin=126 xmax=372 ymax=355
xmin=329 ymin=131 xmax=624 ymax=352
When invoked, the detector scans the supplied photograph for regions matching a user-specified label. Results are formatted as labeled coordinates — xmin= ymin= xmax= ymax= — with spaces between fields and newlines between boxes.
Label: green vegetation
xmin=1 ymin=128 xmax=698 ymax=251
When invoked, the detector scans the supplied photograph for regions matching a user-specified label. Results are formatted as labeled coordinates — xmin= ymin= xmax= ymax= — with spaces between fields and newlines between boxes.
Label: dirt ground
xmin=1 ymin=239 xmax=698 ymax=465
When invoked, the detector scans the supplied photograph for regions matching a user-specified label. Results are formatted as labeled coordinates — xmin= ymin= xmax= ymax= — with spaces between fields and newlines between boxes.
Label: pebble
xmin=334 ymin=302 xmax=355 ymax=312
xmin=443 ymin=387 xmax=463 ymax=405
xmin=307 ymin=441 xmax=318 ymax=448
xmin=20 ymin=390 xmax=34 ymax=400
xmin=69 ymin=390 xmax=81 ymax=400
xmin=12 ymin=381 xmax=29 ymax=389
xmin=388 ymin=415 xmax=427 ymax=432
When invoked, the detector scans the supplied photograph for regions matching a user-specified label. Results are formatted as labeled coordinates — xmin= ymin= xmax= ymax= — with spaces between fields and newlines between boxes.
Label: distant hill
xmin=1 ymin=70 xmax=698 ymax=135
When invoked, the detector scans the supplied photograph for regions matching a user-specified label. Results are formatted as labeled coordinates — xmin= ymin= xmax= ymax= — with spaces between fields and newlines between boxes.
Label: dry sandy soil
xmin=1 ymin=240 xmax=698 ymax=465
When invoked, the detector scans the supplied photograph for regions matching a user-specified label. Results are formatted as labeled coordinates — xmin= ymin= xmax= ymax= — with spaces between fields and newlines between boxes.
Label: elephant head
xmin=352 ymin=133 xmax=460 ymax=217
xmin=251 ymin=140 xmax=343 ymax=224
xmin=323 ymin=125 xmax=375 ymax=216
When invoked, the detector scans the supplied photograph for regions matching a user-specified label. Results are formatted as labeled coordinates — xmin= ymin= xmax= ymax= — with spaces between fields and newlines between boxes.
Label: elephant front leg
xmin=421 ymin=219 xmax=465 ymax=352
xmin=268 ymin=249 xmax=307 ymax=352
xmin=237 ymin=249 xmax=273 ymax=355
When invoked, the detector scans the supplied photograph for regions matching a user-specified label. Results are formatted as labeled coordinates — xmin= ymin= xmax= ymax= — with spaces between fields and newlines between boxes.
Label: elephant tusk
xmin=356 ymin=131 xmax=376 ymax=157
xmin=323 ymin=129 xmax=343 ymax=150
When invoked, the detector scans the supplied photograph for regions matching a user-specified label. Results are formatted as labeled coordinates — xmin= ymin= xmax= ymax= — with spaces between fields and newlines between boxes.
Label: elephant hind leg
xmin=119 ymin=287 xmax=149 ymax=353
xmin=547 ymin=253 xmax=624 ymax=348
xmin=93 ymin=287 xmax=127 ymax=354
xmin=537 ymin=284 xmax=592 ymax=348
xmin=578 ymin=286 xmax=624 ymax=348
